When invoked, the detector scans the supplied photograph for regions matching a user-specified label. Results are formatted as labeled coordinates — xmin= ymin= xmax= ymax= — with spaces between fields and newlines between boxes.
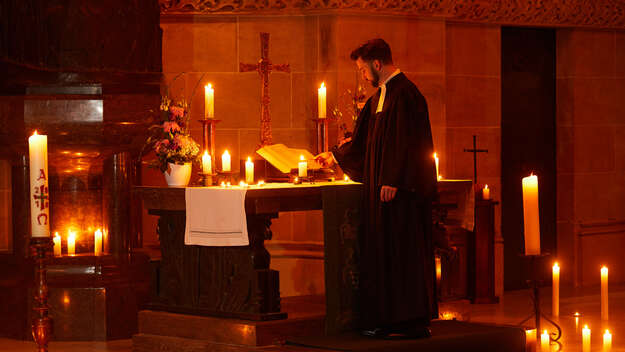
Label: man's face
xmin=356 ymin=58 xmax=380 ymax=88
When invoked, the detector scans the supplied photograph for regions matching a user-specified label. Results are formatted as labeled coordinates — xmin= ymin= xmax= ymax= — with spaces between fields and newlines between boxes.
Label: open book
xmin=256 ymin=144 xmax=322 ymax=174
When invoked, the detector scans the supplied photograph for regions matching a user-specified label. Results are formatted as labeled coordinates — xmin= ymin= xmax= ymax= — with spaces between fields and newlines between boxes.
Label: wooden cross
xmin=463 ymin=135 xmax=488 ymax=187
xmin=240 ymin=32 xmax=290 ymax=146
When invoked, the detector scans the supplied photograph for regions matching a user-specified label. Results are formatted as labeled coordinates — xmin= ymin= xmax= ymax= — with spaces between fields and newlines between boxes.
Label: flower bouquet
xmin=145 ymin=97 xmax=200 ymax=186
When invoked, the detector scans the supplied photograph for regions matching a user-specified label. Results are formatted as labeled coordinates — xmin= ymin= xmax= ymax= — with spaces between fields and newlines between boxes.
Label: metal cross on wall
xmin=240 ymin=32 xmax=290 ymax=146
xmin=463 ymin=135 xmax=488 ymax=188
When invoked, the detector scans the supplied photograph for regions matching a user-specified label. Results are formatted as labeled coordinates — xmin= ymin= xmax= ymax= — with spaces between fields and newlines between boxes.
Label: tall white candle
xmin=552 ymin=262 xmax=559 ymax=317
xmin=67 ymin=230 xmax=76 ymax=256
xmin=540 ymin=330 xmax=549 ymax=351
xmin=318 ymin=82 xmax=327 ymax=118
xmin=245 ymin=157 xmax=254 ymax=184
xmin=205 ymin=83 xmax=214 ymax=118
xmin=222 ymin=150 xmax=231 ymax=172
xmin=601 ymin=266 xmax=609 ymax=320
xmin=433 ymin=153 xmax=439 ymax=180
xmin=522 ymin=174 xmax=540 ymax=255
xmin=28 ymin=131 xmax=50 ymax=238
xmin=298 ymin=155 xmax=307 ymax=178
xmin=202 ymin=151 xmax=212 ymax=174
xmin=603 ymin=329 xmax=612 ymax=351
xmin=53 ymin=232 xmax=62 ymax=256
xmin=583 ymin=325 xmax=591 ymax=352
xmin=94 ymin=229 xmax=103 ymax=256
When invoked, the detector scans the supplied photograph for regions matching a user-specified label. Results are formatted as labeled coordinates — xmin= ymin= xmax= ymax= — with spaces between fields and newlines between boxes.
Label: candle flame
xmin=223 ymin=150 xmax=229 ymax=156
xmin=344 ymin=175 xmax=350 ymax=181
xmin=584 ymin=325 xmax=589 ymax=330
xmin=602 ymin=266 xmax=608 ymax=274
xmin=257 ymin=180 xmax=265 ymax=186
xmin=320 ymin=82 xmax=325 ymax=88
xmin=32 ymin=130 xmax=38 ymax=136
xmin=220 ymin=181 xmax=226 ymax=187
xmin=204 ymin=150 xmax=209 ymax=157
xmin=95 ymin=229 xmax=102 ymax=236
xmin=484 ymin=184 xmax=489 ymax=190
xmin=605 ymin=329 xmax=611 ymax=335
xmin=300 ymin=155 xmax=305 ymax=161
xmin=54 ymin=232 xmax=60 ymax=239
xmin=433 ymin=152 xmax=437 ymax=159
xmin=574 ymin=312 xmax=581 ymax=317
xmin=553 ymin=262 xmax=559 ymax=269
xmin=239 ymin=181 xmax=246 ymax=187
xmin=207 ymin=83 xmax=212 ymax=89
xmin=247 ymin=156 xmax=252 ymax=162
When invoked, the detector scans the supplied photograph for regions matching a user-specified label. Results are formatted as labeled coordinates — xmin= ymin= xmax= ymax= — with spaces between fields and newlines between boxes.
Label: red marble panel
xmin=404 ymin=73 xmax=445 ymax=127
xmin=571 ymin=78 xmax=625 ymax=125
xmin=557 ymin=173 xmax=574 ymax=222
xmin=318 ymin=15 xmax=338 ymax=72
xmin=556 ymin=78 xmax=574 ymax=126
xmin=574 ymin=173 xmax=623 ymax=220
xmin=270 ymin=212 xmax=294 ymax=241
xmin=446 ymin=23 xmax=500 ymax=77
xmin=446 ymin=76 xmax=501 ymax=127
xmin=614 ymin=126 xmax=625 ymax=172
xmin=556 ymin=220 xmax=575 ymax=284
xmin=616 ymin=31 xmax=625 ymax=77
xmin=556 ymin=29 xmax=615 ymax=78
xmin=557 ymin=126 xmax=574 ymax=174
xmin=238 ymin=16 xmax=318 ymax=73
xmin=161 ymin=20 xmax=238 ymax=73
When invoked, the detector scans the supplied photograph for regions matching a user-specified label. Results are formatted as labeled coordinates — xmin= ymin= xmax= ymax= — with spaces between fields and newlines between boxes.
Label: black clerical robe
xmin=333 ymin=72 xmax=438 ymax=329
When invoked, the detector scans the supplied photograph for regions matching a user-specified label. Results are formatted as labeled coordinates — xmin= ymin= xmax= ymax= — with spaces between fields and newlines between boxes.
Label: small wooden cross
xmin=463 ymin=135 xmax=488 ymax=187
xmin=240 ymin=32 xmax=290 ymax=146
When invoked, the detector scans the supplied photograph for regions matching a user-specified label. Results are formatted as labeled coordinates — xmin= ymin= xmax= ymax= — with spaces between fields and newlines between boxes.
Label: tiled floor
xmin=2 ymin=285 xmax=625 ymax=351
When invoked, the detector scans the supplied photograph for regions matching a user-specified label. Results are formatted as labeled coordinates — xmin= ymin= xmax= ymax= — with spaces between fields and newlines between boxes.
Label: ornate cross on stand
xmin=240 ymin=32 xmax=290 ymax=147
xmin=463 ymin=135 xmax=488 ymax=191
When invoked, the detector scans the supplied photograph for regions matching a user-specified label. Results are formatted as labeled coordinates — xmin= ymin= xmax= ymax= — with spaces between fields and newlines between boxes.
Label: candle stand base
xmin=31 ymin=237 xmax=53 ymax=352
xmin=518 ymin=254 xmax=562 ymax=350
xmin=312 ymin=118 xmax=335 ymax=154
xmin=199 ymin=172 xmax=217 ymax=186
xmin=217 ymin=171 xmax=238 ymax=185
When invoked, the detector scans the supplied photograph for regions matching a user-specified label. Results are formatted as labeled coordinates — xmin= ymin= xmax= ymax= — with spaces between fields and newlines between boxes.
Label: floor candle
xmin=53 ymin=232 xmax=62 ymax=256
xmin=522 ymin=174 xmax=540 ymax=255
xmin=603 ymin=329 xmax=612 ymax=351
xmin=540 ymin=330 xmax=549 ymax=351
xmin=67 ymin=230 xmax=76 ymax=255
xmin=525 ymin=329 xmax=537 ymax=352
xmin=583 ymin=325 xmax=591 ymax=352
xmin=552 ymin=262 xmax=559 ymax=317
xmin=601 ymin=266 xmax=609 ymax=320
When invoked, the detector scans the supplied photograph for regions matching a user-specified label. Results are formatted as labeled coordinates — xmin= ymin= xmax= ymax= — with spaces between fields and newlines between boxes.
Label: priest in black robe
xmin=316 ymin=38 xmax=437 ymax=338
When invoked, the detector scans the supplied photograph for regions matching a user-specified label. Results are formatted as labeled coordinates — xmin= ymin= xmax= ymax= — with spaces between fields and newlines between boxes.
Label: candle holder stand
xmin=198 ymin=118 xmax=221 ymax=162
xmin=312 ymin=118 xmax=334 ymax=154
xmin=31 ymin=236 xmax=53 ymax=352
xmin=518 ymin=254 xmax=562 ymax=347
xmin=217 ymin=171 xmax=238 ymax=185
xmin=199 ymin=172 xmax=217 ymax=187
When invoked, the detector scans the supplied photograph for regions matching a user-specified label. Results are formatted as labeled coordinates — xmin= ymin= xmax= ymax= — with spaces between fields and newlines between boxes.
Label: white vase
xmin=163 ymin=162 xmax=192 ymax=187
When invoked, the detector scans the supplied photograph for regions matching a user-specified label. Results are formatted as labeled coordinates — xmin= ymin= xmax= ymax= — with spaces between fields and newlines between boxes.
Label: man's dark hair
xmin=350 ymin=38 xmax=393 ymax=64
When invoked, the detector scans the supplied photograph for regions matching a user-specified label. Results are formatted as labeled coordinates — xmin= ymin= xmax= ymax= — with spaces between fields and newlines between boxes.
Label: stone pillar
xmin=103 ymin=152 xmax=132 ymax=258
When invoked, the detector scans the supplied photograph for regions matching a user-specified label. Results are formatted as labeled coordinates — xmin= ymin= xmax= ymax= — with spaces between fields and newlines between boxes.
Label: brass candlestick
xmin=198 ymin=118 xmax=220 ymax=163
xmin=31 ymin=237 xmax=53 ymax=352
xmin=313 ymin=118 xmax=330 ymax=154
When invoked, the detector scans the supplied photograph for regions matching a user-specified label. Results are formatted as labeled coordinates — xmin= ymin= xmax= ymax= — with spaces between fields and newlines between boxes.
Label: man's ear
xmin=372 ymin=59 xmax=382 ymax=71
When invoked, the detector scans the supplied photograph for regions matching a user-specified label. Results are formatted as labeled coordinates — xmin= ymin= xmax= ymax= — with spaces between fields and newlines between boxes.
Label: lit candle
xmin=94 ymin=229 xmax=102 ymax=256
xmin=67 ymin=230 xmax=76 ymax=256
xmin=205 ymin=83 xmax=214 ymax=118
xmin=601 ymin=266 xmax=609 ymax=320
xmin=435 ymin=255 xmax=442 ymax=283
xmin=552 ymin=262 xmax=559 ymax=317
xmin=202 ymin=151 xmax=212 ymax=174
xmin=53 ymin=232 xmax=62 ymax=257
xmin=433 ymin=153 xmax=439 ymax=180
xmin=483 ymin=184 xmax=490 ymax=200
xmin=344 ymin=174 xmax=350 ymax=182
xmin=574 ymin=312 xmax=581 ymax=331
xmin=525 ymin=329 xmax=537 ymax=352
xmin=522 ymin=174 xmax=540 ymax=255
xmin=603 ymin=329 xmax=612 ymax=351
xmin=222 ymin=150 xmax=231 ymax=172
xmin=298 ymin=155 xmax=307 ymax=178
xmin=583 ymin=325 xmax=591 ymax=352
xmin=245 ymin=157 xmax=254 ymax=184
xmin=28 ymin=131 xmax=50 ymax=238
xmin=318 ymin=82 xmax=327 ymax=118
xmin=541 ymin=330 xmax=549 ymax=351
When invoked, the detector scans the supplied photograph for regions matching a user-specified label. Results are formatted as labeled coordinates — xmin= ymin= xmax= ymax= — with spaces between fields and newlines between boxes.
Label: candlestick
xmin=433 ymin=153 xmax=439 ymax=180
xmin=28 ymin=131 xmax=50 ymax=238
xmin=603 ymin=329 xmax=612 ymax=351
xmin=552 ymin=262 xmax=559 ymax=317
xmin=222 ymin=150 xmax=231 ymax=172
xmin=205 ymin=83 xmax=214 ymax=118
xmin=601 ymin=266 xmax=609 ymax=320
xmin=53 ymin=232 xmax=61 ymax=257
xmin=94 ymin=229 xmax=102 ymax=256
xmin=202 ymin=151 xmax=212 ymax=174
xmin=318 ymin=82 xmax=327 ymax=118
xmin=298 ymin=155 xmax=307 ymax=178
xmin=540 ymin=330 xmax=549 ymax=351
xmin=582 ymin=325 xmax=591 ymax=352
xmin=483 ymin=184 xmax=490 ymax=200
xmin=67 ymin=230 xmax=76 ymax=256
xmin=522 ymin=174 xmax=540 ymax=255
xmin=525 ymin=329 xmax=537 ymax=352
xmin=245 ymin=157 xmax=254 ymax=184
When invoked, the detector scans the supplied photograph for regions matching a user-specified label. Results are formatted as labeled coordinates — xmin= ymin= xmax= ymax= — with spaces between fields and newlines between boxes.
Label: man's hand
xmin=380 ymin=185 xmax=397 ymax=202
xmin=315 ymin=151 xmax=336 ymax=168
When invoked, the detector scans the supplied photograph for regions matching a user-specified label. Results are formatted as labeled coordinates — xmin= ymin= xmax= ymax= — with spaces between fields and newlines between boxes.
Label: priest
xmin=316 ymin=38 xmax=437 ymax=339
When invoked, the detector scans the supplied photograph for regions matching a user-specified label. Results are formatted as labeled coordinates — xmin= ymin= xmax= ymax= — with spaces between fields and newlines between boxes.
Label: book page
xmin=256 ymin=144 xmax=322 ymax=173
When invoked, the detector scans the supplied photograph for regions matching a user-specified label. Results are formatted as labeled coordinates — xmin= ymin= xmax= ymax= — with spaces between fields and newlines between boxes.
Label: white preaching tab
xmin=376 ymin=69 xmax=401 ymax=113
xmin=184 ymin=187 xmax=249 ymax=246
